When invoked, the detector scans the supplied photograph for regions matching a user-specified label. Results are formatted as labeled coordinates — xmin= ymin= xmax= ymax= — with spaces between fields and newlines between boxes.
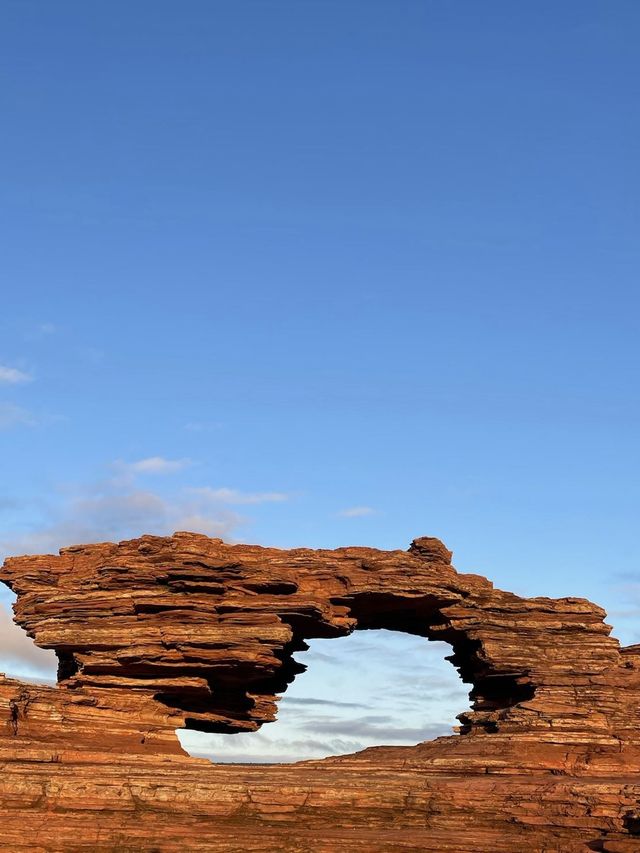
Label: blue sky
xmin=1 ymin=1 xmax=639 ymax=761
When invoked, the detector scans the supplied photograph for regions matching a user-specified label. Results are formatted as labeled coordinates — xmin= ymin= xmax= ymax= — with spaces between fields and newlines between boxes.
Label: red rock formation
xmin=1 ymin=532 xmax=639 ymax=851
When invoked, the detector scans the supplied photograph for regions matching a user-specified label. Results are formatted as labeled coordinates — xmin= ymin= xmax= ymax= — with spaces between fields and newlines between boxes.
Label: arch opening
xmin=178 ymin=628 xmax=472 ymax=763
xmin=164 ymin=587 xmax=537 ymax=740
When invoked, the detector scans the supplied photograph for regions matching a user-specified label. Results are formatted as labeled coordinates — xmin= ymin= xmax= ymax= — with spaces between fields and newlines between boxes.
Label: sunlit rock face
xmin=1 ymin=533 xmax=640 ymax=851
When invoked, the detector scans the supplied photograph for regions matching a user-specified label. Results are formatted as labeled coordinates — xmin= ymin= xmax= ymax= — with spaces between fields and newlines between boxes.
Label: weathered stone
xmin=0 ymin=532 xmax=638 ymax=851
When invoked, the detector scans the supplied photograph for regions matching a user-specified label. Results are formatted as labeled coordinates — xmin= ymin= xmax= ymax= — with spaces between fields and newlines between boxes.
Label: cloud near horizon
xmin=0 ymin=602 xmax=57 ymax=680
xmin=0 ymin=490 xmax=241 ymax=557
xmin=0 ymin=460 xmax=290 ymax=557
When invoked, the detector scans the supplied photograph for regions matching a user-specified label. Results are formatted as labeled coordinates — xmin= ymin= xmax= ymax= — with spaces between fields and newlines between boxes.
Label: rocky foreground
xmin=0 ymin=532 xmax=639 ymax=851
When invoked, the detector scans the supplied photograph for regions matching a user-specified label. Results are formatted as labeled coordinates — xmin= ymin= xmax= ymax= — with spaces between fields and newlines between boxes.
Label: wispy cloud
xmin=338 ymin=506 xmax=376 ymax=518
xmin=0 ymin=403 xmax=36 ymax=429
xmin=282 ymin=696 xmax=370 ymax=710
xmin=121 ymin=456 xmax=191 ymax=475
xmin=0 ymin=365 xmax=32 ymax=384
xmin=0 ymin=462 xmax=289 ymax=557
xmin=188 ymin=487 xmax=289 ymax=505
xmin=303 ymin=715 xmax=451 ymax=742
xmin=0 ymin=488 xmax=242 ymax=556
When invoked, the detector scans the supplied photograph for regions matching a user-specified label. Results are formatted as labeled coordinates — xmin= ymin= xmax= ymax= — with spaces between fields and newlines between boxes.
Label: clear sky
xmin=1 ymin=1 xmax=639 ymax=762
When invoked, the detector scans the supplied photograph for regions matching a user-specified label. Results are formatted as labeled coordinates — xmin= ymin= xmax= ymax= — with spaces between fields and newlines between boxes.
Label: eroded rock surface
xmin=1 ymin=532 xmax=639 ymax=851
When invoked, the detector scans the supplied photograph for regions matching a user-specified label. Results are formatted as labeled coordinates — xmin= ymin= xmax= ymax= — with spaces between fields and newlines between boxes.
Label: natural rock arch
xmin=2 ymin=532 xmax=640 ymax=850
xmin=0 ymin=533 xmax=622 ymax=739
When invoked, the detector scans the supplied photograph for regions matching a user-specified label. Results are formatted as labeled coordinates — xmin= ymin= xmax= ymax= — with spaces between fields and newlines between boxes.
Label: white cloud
xmin=0 ymin=601 xmax=57 ymax=680
xmin=0 ymin=365 xmax=32 ymax=384
xmin=170 ymin=513 xmax=239 ymax=537
xmin=338 ymin=506 xmax=376 ymax=518
xmin=123 ymin=456 xmax=191 ymax=475
xmin=0 ymin=464 xmax=289 ymax=557
xmin=0 ymin=403 xmax=36 ymax=429
xmin=0 ymin=488 xmax=244 ymax=557
xmin=188 ymin=487 xmax=289 ymax=505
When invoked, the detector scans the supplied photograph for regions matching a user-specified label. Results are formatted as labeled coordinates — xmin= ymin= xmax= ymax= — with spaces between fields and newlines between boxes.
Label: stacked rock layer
xmin=1 ymin=532 xmax=639 ymax=851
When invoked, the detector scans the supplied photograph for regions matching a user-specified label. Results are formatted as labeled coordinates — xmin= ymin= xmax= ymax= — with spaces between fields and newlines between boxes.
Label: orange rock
xmin=0 ymin=532 xmax=638 ymax=850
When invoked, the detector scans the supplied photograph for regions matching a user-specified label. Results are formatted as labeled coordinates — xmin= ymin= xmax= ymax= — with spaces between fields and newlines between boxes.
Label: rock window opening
xmin=177 ymin=629 xmax=471 ymax=763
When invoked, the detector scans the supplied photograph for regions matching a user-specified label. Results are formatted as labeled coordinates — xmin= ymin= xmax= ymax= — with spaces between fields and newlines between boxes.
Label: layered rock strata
xmin=1 ymin=532 xmax=639 ymax=851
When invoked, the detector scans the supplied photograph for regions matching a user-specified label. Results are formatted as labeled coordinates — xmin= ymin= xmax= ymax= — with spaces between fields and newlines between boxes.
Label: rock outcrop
xmin=1 ymin=532 xmax=639 ymax=851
